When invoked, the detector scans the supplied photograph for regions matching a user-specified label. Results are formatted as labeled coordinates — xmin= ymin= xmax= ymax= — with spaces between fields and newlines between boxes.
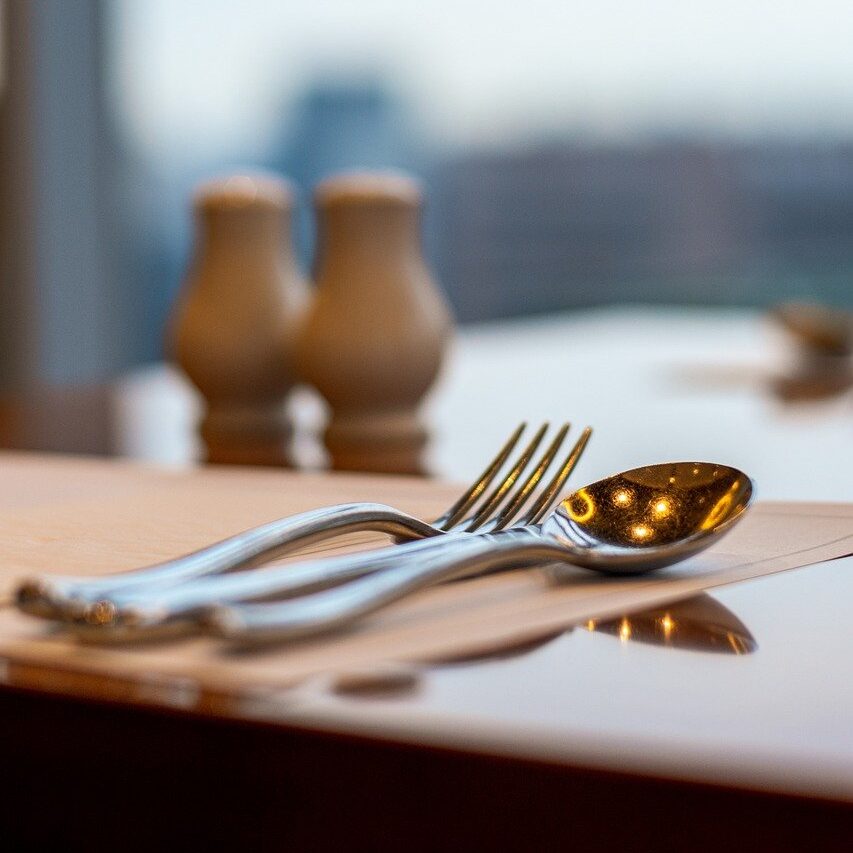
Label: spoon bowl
xmin=545 ymin=461 xmax=752 ymax=574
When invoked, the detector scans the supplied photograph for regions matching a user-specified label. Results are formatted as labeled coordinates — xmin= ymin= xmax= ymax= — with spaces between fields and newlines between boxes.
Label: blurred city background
xmin=2 ymin=0 xmax=853 ymax=388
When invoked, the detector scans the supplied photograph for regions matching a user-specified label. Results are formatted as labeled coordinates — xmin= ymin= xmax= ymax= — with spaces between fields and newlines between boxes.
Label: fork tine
xmin=435 ymin=422 xmax=527 ymax=530
xmin=487 ymin=423 xmax=571 ymax=532
xmin=461 ymin=423 xmax=549 ymax=532
xmin=522 ymin=426 xmax=592 ymax=525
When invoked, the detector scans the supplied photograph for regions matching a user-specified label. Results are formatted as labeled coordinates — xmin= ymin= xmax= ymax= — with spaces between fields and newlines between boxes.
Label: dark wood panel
xmin=0 ymin=385 xmax=114 ymax=455
xmin=1 ymin=685 xmax=850 ymax=852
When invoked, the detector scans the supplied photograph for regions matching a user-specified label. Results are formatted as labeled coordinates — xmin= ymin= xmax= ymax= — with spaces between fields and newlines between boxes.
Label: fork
xmin=17 ymin=422 xmax=588 ymax=622
xmin=68 ymin=426 xmax=591 ymax=640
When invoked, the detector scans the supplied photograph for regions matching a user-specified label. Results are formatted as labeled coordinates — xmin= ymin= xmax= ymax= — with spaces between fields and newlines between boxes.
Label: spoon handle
xmin=205 ymin=529 xmax=565 ymax=646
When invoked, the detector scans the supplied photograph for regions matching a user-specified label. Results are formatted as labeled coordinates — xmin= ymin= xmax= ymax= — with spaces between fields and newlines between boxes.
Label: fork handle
xmin=207 ymin=529 xmax=565 ymax=645
xmin=16 ymin=502 xmax=441 ymax=618
xmin=79 ymin=530 xmax=473 ymax=637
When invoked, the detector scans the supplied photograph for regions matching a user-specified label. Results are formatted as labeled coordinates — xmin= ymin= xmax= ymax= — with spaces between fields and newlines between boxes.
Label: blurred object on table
xmin=296 ymin=171 xmax=453 ymax=475
xmin=769 ymin=301 xmax=853 ymax=401
xmin=772 ymin=301 xmax=853 ymax=357
xmin=169 ymin=174 xmax=308 ymax=466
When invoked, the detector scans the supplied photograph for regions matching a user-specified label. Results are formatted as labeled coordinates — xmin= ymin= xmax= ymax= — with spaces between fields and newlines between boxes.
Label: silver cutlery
xmin=17 ymin=422 xmax=590 ymax=623
xmin=72 ymin=461 xmax=751 ymax=645
xmin=65 ymin=425 xmax=590 ymax=639
xmin=206 ymin=461 xmax=753 ymax=645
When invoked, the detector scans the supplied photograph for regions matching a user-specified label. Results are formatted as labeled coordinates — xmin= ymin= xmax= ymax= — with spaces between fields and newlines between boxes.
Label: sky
xmin=111 ymin=0 xmax=853 ymax=162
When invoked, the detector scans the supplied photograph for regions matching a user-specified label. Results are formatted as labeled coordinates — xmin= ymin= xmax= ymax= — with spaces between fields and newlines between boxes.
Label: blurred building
xmin=432 ymin=142 xmax=853 ymax=321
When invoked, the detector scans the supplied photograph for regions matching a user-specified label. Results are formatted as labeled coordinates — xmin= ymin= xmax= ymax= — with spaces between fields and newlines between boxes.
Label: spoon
xmin=73 ymin=461 xmax=751 ymax=645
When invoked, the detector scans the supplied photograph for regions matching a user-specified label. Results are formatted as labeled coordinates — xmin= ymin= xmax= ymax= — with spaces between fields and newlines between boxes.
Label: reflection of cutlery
xmin=435 ymin=592 xmax=756 ymax=666
xmin=18 ymin=422 xmax=591 ymax=622
xmin=587 ymin=593 xmax=756 ymax=654
xmin=328 ymin=595 xmax=754 ymax=698
xmin=196 ymin=462 xmax=754 ymax=647
xmin=429 ymin=629 xmax=568 ymax=666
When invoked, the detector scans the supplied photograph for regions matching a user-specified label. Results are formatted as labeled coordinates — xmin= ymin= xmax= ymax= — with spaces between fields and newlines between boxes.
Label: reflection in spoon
xmin=587 ymin=593 xmax=756 ymax=655
xmin=552 ymin=461 xmax=752 ymax=569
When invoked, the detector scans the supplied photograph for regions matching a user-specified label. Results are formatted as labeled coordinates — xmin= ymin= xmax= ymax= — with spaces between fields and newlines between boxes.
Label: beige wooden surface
xmin=0 ymin=452 xmax=456 ymax=604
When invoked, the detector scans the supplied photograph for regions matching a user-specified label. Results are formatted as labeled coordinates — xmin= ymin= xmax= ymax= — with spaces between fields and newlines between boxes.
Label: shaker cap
xmin=315 ymin=170 xmax=422 ymax=208
xmin=194 ymin=173 xmax=294 ymax=212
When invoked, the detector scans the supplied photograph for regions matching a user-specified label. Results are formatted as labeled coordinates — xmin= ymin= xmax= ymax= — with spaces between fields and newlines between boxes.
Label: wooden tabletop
xmin=0 ymin=453 xmax=850 ymax=847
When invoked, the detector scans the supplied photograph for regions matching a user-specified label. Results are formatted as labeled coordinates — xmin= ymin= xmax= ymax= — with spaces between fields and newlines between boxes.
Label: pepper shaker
xmin=296 ymin=171 xmax=453 ymax=474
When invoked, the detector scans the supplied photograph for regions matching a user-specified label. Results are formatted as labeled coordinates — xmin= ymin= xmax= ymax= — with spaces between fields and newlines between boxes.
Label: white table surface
xmin=115 ymin=305 xmax=853 ymax=502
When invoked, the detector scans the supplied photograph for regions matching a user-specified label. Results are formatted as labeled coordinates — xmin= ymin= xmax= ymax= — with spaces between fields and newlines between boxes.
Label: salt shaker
xmin=296 ymin=171 xmax=453 ymax=474
xmin=169 ymin=174 xmax=308 ymax=466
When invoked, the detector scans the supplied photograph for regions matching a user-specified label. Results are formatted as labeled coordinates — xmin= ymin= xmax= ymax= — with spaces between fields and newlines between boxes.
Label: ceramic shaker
xmin=296 ymin=171 xmax=453 ymax=474
xmin=170 ymin=174 xmax=308 ymax=465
